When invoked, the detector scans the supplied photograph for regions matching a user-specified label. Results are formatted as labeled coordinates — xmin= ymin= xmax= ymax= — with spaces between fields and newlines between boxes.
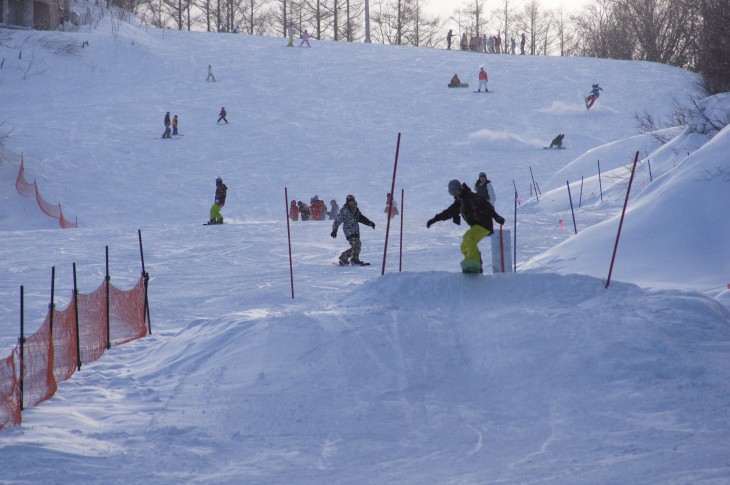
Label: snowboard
xmin=543 ymin=146 xmax=567 ymax=149
xmin=335 ymin=260 xmax=371 ymax=266
xmin=448 ymin=83 xmax=470 ymax=88
xmin=473 ymin=90 xmax=492 ymax=93
xmin=203 ymin=221 xmax=224 ymax=225
xmin=460 ymin=258 xmax=482 ymax=274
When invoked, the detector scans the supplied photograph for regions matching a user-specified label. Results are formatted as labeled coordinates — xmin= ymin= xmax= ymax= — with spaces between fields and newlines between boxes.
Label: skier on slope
xmin=427 ymin=179 xmax=505 ymax=273
xmin=217 ymin=106 xmax=228 ymax=124
xmin=331 ymin=194 xmax=375 ymax=266
xmin=477 ymin=66 xmax=489 ymax=92
xmin=208 ymin=177 xmax=228 ymax=224
xmin=474 ymin=172 xmax=496 ymax=204
xmin=585 ymin=84 xmax=603 ymax=109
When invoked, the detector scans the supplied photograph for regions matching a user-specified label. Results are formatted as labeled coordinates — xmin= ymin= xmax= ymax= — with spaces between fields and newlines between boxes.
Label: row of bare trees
xmin=108 ymin=0 xmax=728 ymax=93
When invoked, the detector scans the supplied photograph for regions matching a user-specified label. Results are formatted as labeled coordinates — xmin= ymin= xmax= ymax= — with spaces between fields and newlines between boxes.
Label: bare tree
xmin=697 ymin=0 xmax=730 ymax=94
xmin=571 ymin=0 xmax=634 ymax=59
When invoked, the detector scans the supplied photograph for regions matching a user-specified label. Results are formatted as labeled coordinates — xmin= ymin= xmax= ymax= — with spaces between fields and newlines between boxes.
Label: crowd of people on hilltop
xmin=447 ymin=29 xmax=527 ymax=55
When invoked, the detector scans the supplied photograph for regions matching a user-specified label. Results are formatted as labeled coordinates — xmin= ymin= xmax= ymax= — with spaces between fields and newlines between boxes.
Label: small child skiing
xmin=300 ymin=29 xmax=311 ymax=47
xmin=477 ymin=66 xmax=489 ymax=92
xmin=427 ymin=179 xmax=505 ymax=273
xmin=162 ymin=111 xmax=172 ymax=138
xmin=172 ymin=115 xmax=179 ymax=135
xmin=331 ymin=194 xmax=376 ymax=266
xmin=207 ymin=64 xmax=216 ymax=82
xmin=217 ymin=106 xmax=228 ymax=124
xmin=548 ymin=134 xmax=565 ymax=148
xmin=208 ymin=177 xmax=228 ymax=225
xmin=585 ymin=84 xmax=603 ymax=109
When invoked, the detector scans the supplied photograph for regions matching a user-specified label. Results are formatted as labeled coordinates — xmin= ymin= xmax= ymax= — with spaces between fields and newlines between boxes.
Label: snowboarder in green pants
xmin=208 ymin=177 xmax=227 ymax=224
xmin=427 ymin=179 xmax=506 ymax=273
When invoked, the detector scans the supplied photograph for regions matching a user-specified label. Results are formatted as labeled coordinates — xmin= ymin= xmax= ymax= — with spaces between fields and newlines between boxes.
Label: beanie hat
xmin=448 ymin=179 xmax=462 ymax=196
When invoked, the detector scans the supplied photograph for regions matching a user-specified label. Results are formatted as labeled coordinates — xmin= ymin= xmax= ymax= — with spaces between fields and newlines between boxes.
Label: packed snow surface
xmin=1 ymin=9 xmax=729 ymax=484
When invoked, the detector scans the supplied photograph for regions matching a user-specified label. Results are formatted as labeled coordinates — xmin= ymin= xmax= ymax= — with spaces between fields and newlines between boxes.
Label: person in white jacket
xmin=474 ymin=172 xmax=496 ymax=204
xmin=300 ymin=29 xmax=311 ymax=47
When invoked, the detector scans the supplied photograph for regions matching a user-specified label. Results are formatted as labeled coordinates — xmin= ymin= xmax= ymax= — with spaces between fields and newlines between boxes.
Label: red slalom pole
xmin=382 ymin=133 xmax=401 ymax=276
xmin=284 ymin=187 xmax=294 ymax=298
xmin=606 ymin=151 xmax=640 ymax=289
xmin=399 ymin=189 xmax=404 ymax=272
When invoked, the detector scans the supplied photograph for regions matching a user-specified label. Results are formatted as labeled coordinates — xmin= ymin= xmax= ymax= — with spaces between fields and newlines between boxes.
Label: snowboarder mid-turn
xmin=477 ymin=66 xmax=489 ymax=92
xmin=208 ymin=177 xmax=227 ymax=224
xmin=331 ymin=194 xmax=375 ymax=265
xmin=217 ymin=106 xmax=228 ymax=124
xmin=549 ymin=134 xmax=565 ymax=148
xmin=585 ymin=84 xmax=603 ymax=109
xmin=427 ymin=179 xmax=505 ymax=273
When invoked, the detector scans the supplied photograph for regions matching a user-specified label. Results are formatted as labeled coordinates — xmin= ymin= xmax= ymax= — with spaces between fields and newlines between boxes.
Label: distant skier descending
xmin=217 ymin=106 xmax=228 ymax=124
xmin=585 ymin=84 xmax=603 ymax=109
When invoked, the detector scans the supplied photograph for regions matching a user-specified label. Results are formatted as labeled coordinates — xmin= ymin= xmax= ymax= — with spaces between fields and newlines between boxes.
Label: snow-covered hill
xmin=1 ymin=8 xmax=729 ymax=483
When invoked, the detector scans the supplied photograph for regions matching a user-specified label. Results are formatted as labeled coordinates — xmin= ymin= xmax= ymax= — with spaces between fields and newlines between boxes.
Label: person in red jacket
xmin=477 ymin=66 xmax=489 ymax=92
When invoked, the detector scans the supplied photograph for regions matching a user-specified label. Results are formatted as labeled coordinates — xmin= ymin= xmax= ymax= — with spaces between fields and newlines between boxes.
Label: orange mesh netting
xmin=15 ymin=157 xmax=78 ymax=229
xmin=0 ymin=275 xmax=148 ymax=430
xmin=0 ymin=349 xmax=21 ymax=430
xmin=21 ymin=318 xmax=57 ymax=409
xmin=51 ymin=302 xmax=80 ymax=384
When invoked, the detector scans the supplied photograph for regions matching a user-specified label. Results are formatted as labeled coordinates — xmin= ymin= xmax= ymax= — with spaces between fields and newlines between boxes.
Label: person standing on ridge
xmin=427 ymin=179 xmax=505 ymax=273
xmin=300 ymin=29 xmax=311 ymax=47
xmin=331 ymin=194 xmax=376 ymax=266
xmin=208 ymin=177 xmax=228 ymax=225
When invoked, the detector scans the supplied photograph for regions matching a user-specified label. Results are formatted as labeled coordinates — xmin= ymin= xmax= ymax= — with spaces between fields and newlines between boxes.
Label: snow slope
xmin=1 ymin=8 xmax=729 ymax=483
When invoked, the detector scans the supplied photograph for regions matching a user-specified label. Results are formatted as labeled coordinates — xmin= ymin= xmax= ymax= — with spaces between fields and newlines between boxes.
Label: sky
xmin=0 ymin=3 xmax=729 ymax=483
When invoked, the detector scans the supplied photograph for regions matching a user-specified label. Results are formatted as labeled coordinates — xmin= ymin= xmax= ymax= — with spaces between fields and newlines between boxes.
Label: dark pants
xmin=218 ymin=115 xmax=228 ymax=123
xmin=339 ymin=235 xmax=362 ymax=261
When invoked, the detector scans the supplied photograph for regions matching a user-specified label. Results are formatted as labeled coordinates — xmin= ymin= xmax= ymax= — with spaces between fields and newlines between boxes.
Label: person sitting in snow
xmin=331 ymin=194 xmax=376 ymax=266
xmin=449 ymin=74 xmax=462 ymax=87
xmin=427 ymin=179 xmax=505 ymax=273
xmin=549 ymin=134 xmax=565 ymax=148
xmin=208 ymin=177 xmax=228 ymax=224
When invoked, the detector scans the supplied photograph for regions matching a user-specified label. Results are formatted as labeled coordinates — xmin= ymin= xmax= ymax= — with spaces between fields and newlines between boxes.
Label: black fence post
xmin=72 ymin=263 xmax=81 ymax=371
xmin=138 ymin=230 xmax=151 ymax=334
xmin=567 ymin=181 xmax=577 ymax=234
xmin=598 ymin=160 xmax=603 ymax=202
xmin=19 ymin=286 xmax=25 ymax=411
xmin=105 ymin=246 xmax=111 ymax=350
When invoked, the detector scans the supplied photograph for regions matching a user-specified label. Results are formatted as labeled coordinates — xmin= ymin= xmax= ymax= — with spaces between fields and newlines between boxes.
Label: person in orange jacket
xmin=477 ymin=66 xmax=489 ymax=92
xmin=384 ymin=193 xmax=399 ymax=219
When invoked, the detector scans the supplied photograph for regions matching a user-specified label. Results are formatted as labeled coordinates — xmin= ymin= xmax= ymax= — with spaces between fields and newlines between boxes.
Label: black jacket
xmin=431 ymin=183 xmax=504 ymax=232
xmin=215 ymin=183 xmax=228 ymax=206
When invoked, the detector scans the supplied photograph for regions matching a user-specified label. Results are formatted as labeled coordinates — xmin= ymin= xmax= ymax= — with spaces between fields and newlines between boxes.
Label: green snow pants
xmin=461 ymin=224 xmax=491 ymax=262
xmin=210 ymin=203 xmax=223 ymax=223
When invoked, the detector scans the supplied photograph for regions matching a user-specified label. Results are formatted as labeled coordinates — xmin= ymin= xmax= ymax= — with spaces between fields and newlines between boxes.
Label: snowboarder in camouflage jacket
xmin=331 ymin=194 xmax=375 ymax=265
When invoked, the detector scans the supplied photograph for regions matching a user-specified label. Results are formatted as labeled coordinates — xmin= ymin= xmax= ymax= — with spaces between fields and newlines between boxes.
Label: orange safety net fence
xmin=15 ymin=157 xmax=78 ymax=229
xmin=0 ymin=276 xmax=148 ymax=430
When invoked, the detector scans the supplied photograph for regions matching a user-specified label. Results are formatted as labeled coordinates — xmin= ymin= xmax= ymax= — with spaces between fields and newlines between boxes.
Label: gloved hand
xmin=495 ymin=215 xmax=505 ymax=225
xmin=330 ymin=230 xmax=337 ymax=238
xmin=370 ymin=222 xmax=375 ymax=229
xmin=426 ymin=218 xmax=436 ymax=228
